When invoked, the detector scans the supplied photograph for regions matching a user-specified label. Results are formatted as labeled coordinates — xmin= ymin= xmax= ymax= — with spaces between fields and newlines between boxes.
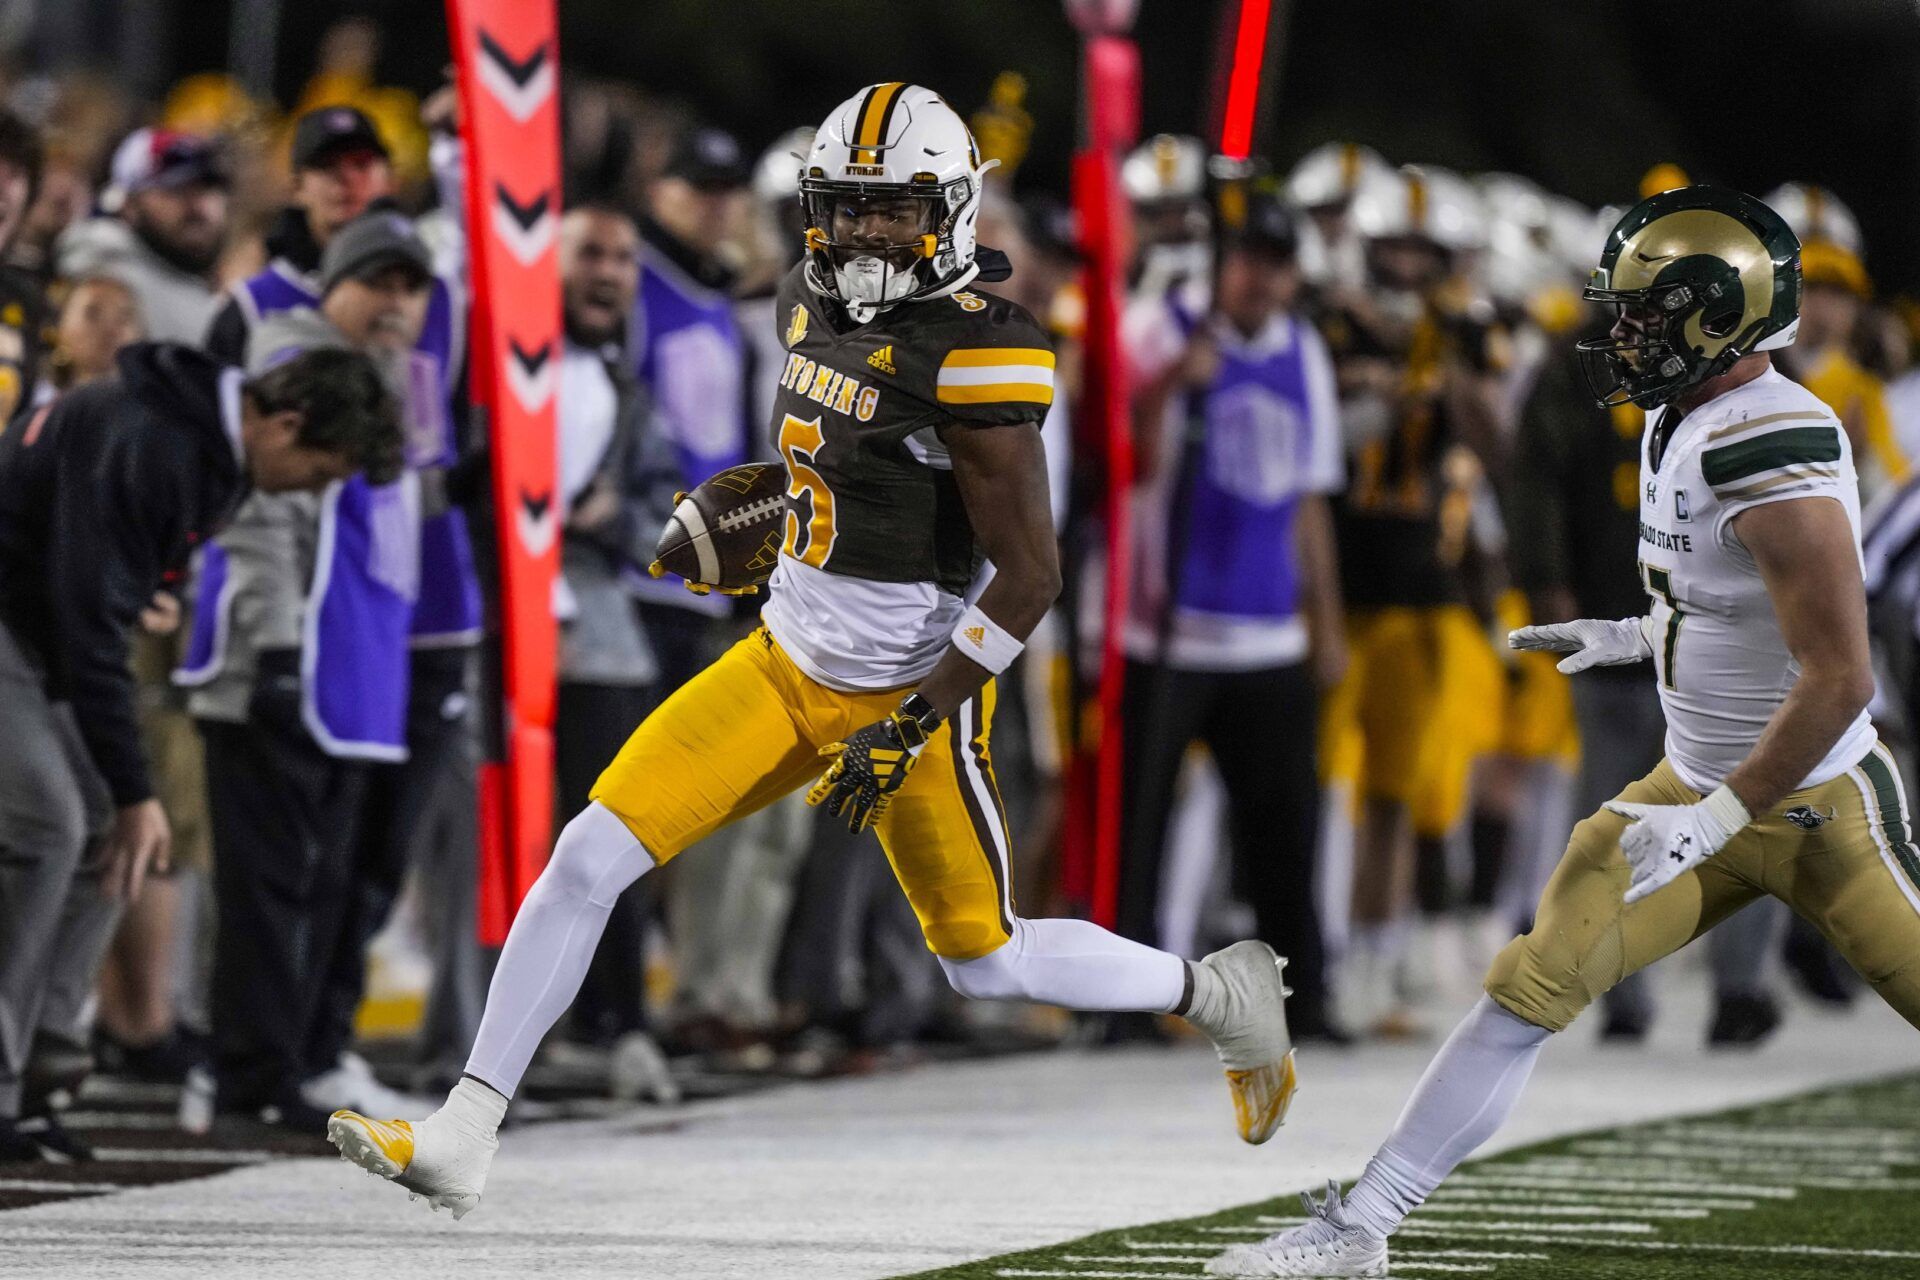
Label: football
xmin=650 ymin=461 xmax=788 ymax=591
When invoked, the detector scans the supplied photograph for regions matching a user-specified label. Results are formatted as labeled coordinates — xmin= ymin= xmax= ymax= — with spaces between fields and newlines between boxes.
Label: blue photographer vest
xmin=228 ymin=260 xmax=480 ymax=645
xmin=1164 ymin=301 xmax=1318 ymax=622
xmin=628 ymin=248 xmax=747 ymax=613
xmin=182 ymin=261 xmax=474 ymax=757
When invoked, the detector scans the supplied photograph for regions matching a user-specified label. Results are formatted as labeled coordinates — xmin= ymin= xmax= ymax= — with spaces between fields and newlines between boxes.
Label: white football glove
xmin=1508 ymin=616 xmax=1654 ymax=674
xmin=1604 ymin=785 xmax=1752 ymax=904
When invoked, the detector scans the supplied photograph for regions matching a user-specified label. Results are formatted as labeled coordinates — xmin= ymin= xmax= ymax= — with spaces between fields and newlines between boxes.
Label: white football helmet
xmin=1349 ymin=164 xmax=1488 ymax=254
xmin=754 ymin=126 xmax=816 ymax=204
xmin=1286 ymin=142 xmax=1389 ymax=211
xmin=1121 ymin=133 xmax=1206 ymax=204
xmin=800 ymin=83 xmax=994 ymax=314
xmin=1764 ymin=182 xmax=1863 ymax=257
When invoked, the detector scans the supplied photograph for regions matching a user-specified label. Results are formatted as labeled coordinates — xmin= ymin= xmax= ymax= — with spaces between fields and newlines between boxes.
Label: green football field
xmin=895 ymin=1071 xmax=1920 ymax=1280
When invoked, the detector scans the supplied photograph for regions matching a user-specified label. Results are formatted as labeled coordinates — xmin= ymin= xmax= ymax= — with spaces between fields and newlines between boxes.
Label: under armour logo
xmin=1669 ymin=832 xmax=1693 ymax=863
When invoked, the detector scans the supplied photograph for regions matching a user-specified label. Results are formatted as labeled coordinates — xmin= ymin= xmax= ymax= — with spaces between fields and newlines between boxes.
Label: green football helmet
xmin=1577 ymin=185 xmax=1801 ymax=409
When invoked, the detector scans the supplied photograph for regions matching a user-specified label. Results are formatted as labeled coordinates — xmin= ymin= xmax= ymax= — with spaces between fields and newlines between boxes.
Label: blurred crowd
xmin=2 ymin=17 xmax=1917 ymax=1164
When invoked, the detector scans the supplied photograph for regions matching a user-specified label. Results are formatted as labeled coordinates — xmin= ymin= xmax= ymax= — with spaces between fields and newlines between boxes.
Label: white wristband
xmin=951 ymin=604 xmax=1024 ymax=675
xmin=1701 ymin=784 xmax=1752 ymax=843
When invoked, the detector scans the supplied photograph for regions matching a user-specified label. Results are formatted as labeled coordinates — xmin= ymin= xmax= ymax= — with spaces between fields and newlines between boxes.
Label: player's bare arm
xmin=1719 ymin=495 xmax=1877 ymax=814
xmin=806 ymin=417 xmax=1061 ymax=834
xmin=1601 ymin=484 xmax=1878 ymax=903
xmin=915 ymin=419 xmax=1062 ymax=718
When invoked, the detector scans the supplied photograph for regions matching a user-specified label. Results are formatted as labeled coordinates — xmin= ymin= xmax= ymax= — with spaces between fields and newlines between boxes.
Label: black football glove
xmin=807 ymin=698 xmax=937 ymax=834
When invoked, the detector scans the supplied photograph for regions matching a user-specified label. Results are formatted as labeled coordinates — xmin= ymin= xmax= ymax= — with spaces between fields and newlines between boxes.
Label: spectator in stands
xmin=57 ymin=129 xmax=230 ymax=344
xmin=45 ymin=278 xmax=212 ymax=1085
xmin=0 ymin=111 xmax=45 ymax=429
xmin=44 ymin=276 xmax=141 ymax=395
xmin=0 ymin=341 xmax=400 ymax=1160
xmin=627 ymin=125 xmax=751 ymax=678
xmin=1117 ymin=195 xmax=1346 ymax=1040
xmin=205 ymin=106 xmax=395 ymax=365
xmin=182 ymin=214 xmax=443 ymax=1127
xmin=550 ymin=207 xmax=683 ymax=1091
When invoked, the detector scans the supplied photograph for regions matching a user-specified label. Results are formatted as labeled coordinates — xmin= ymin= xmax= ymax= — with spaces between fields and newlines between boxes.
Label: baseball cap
xmin=106 ymin=128 xmax=228 ymax=207
xmin=291 ymin=106 xmax=390 ymax=171
xmin=664 ymin=127 xmax=750 ymax=192
xmin=1226 ymin=193 xmax=1300 ymax=259
xmin=320 ymin=210 xmax=433 ymax=295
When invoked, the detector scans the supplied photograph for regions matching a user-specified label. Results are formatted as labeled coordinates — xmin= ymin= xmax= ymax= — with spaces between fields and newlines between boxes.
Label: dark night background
xmin=147 ymin=0 xmax=1920 ymax=290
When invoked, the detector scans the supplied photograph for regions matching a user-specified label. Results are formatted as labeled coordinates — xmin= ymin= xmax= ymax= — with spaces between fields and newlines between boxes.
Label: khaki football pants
xmin=1487 ymin=743 xmax=1920 ymax=1032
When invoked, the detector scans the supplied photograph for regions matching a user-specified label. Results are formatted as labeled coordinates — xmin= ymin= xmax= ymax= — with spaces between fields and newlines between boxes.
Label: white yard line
xmin=1651 ymin=1124 xmax=1920 ymax=1149
xmin=1451 ymin=1171 xmax=1797 ymax=1198
xmin=0 ymin=1181 xmax=121 ymax=1194
xmin=1512 ymin=1156 xmax=1913 ymax=1184
xmin=1413 ymin=1202 xmax=1711 ymax=1220
xmin=49 ymin=1112 xmax=181 ymax=1130
xmin=1431 ymin=1187 xmax=1757 ymax=1210
xmin=88 ymin=1148 xmax=276 ymax=1164
xmin=1391 ymin=1225 xmax=1920 ymax=1261
xmin=1568 ymin=1138 xmax=1903 ymax=1164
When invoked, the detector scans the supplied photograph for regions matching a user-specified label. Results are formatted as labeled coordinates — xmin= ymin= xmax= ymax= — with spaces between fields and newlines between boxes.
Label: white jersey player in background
xmin=1210 ymin=185 xmax=1920 ymax=1277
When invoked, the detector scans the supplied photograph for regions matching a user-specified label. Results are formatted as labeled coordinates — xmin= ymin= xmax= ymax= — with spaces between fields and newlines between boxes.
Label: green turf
xmin=895 ymin=1072 xmax=1920 ymax=1280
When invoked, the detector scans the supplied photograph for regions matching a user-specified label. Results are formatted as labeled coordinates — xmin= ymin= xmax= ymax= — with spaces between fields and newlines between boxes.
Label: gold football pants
xmin=1487 ymin=744 xmax=1920 ymax=1031
xmin=590 ymin=627 xmax=1016 ymax=960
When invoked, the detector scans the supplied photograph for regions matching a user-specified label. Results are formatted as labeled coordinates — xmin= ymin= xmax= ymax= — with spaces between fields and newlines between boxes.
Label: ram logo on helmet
xmin=1577 ymin=185 xmax=1802 ymax=409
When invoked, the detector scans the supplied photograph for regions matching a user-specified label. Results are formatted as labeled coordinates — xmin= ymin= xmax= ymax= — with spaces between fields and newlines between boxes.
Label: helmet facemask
xmin=800 ymin=174 xmax=973 ymax=317
xmin=1577 ymin=273 xmax=1759 ymax=409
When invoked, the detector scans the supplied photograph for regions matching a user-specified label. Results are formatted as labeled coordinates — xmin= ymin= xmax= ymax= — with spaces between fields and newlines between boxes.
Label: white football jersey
xmin=1637 ymin=366 xmax=1877 ymax=791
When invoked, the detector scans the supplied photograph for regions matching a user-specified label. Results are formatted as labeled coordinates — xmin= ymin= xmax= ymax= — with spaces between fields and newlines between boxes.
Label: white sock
xmin=441 ymin=1075 xmax=508 ymax=1138
xmin=1342 ymin=996 xmax=1552 ymax=1237
xmin=463 ymin=803 xmax=654 ymax=1098
xmin=938 ymin=916 xmax=1189 ymax=1012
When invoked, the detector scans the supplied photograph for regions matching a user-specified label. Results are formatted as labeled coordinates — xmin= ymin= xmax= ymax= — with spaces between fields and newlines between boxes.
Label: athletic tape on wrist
xmin=1703 ymin=784 xmax=1752 ymax=840
xmin=951 ymin=604 xmax=1023 ymax=675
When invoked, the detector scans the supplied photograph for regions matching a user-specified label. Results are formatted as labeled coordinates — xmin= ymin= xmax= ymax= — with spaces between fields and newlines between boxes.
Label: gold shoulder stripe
xmin=1705 ymin=410 xmax=1832 ymax=442
xmin=937 ymin=382 xmax=1055 ymax=407
xmin=941 ymin=346 xmax=1057 ymax=370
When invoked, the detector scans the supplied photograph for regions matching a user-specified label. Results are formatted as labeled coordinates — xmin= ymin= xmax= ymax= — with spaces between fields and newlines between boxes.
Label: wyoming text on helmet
xmin=798 ymin=82 xmax=995 ymax=315
xmin=1577 ymin=185 xmax=1801 ymax=410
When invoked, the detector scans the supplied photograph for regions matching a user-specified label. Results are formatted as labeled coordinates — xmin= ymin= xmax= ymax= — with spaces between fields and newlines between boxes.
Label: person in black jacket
xmin=0 ymin=341 xmax=399 ymax=1161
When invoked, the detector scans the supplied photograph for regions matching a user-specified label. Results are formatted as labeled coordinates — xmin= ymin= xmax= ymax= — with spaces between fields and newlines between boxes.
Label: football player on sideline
xmin=1211 ymin=186 xmax=1920 ymax=1277
xmin=328 ymin=84 xmax=1296 ymax=1219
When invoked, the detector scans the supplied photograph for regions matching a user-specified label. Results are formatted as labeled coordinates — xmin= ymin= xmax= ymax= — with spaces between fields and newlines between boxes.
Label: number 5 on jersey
xmin=780 ymin=413 xmax=838 ymax=567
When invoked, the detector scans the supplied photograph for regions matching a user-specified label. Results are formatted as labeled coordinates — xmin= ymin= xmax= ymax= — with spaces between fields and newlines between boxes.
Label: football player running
xmin=1210 ymin=185 xmax=1920 ymax=1278
xmin=327 ymin=84 xmax=1297 ymax=1218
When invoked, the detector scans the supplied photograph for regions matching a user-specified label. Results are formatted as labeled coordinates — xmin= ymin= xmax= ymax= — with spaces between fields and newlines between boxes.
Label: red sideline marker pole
xmin=1217 ymin=0 xmax=1272 ymax=162
xmin=448 ymin=0 xmax=562 ymax=945
xmin=1065 ymin=0 xmax=1142 ymax=929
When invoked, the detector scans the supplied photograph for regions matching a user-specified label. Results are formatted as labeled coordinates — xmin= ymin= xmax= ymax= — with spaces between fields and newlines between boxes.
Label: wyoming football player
xmin=1212 ymin=187 xmax=1920 ymax=1278
xmin=328 ymin=83 xmax=1296 ymax=1219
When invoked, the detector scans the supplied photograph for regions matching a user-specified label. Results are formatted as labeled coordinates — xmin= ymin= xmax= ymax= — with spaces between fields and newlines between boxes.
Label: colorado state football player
xmin=1211 ymin=186 xmax=1920 ymax=1277
xmin=327 ymin=83 xmax=1296 ymax=1217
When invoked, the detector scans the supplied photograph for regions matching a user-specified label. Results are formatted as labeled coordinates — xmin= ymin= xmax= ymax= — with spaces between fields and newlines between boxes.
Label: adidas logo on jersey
xmin=867 ymin=344 xmax=897 ymax=376
xmin=963 ymin=625 xmax=986 ymax=647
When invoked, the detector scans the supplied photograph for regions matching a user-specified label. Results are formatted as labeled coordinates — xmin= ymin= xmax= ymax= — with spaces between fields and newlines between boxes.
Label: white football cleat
xmin=1184 ymin=940 xmax=1298 ymax=1144
xmin=1205 ymin=1181 xmax=1388 ymax=1277
xmin=327 ymin=1084 xmax=501 ymax=1220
